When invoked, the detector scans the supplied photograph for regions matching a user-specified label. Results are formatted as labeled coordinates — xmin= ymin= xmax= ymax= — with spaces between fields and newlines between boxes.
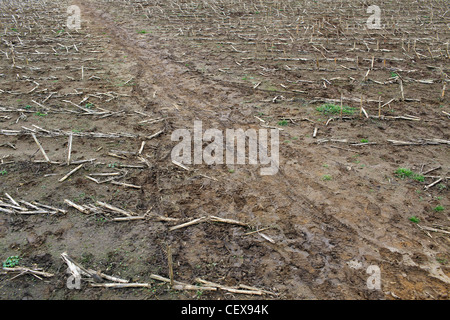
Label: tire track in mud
xmin=78 ymin=0 xmax=270 ymax=127
xmin=76 ymin=1 xmax=449 ymax=299
xmin=77 ymin=0 xmax=390 ymax=299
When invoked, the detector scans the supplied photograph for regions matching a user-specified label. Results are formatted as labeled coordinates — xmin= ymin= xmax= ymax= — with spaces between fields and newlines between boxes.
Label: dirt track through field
xmin=0 ymin=0 xmax=449 ymax=300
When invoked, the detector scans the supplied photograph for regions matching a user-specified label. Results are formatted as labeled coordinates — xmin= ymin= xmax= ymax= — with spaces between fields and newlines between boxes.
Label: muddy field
xmin=0 ymin=0 xmax=449 ymax=300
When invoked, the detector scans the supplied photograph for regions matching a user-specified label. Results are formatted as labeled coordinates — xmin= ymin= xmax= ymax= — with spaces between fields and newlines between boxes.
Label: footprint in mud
xmin=309 ymin=253 xmax=326 ymax=269
xmin=26 ymin=231 xmax=45 ymax=247
xmin=365 ymin=202 xmax=381 ymax=216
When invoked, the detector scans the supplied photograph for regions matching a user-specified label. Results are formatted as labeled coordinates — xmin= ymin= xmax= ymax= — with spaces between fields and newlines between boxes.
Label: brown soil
xmin=0 ymin=0 xmax=448 ymax=300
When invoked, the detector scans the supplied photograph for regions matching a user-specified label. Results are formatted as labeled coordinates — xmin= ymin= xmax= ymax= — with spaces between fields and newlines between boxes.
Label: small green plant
xmin=96 ymin=217 xmax=106 ymax=223
xmin=433 ymin=205 xmax=444 ymax=212
xmin=24 ymin=105 xmax=32 ymax=110
xmin=316 ymin=104 xmax=356 ymax=115
xmin=409 ymin=216 xmax=420 ymax=224
xmin=412 ymin=174 xmax=425 ymax=182
xmin=322 ymin=175 xmax=332 ymax=181
xmin=395 ymin=168 xmax=412 ymax=178
xmin=35 ymin=112 xmax=47 ymax=117
xmin=3 ymin=256 xmax=20 ymax=268
xmin=108 ymin=163 xmax=119 ymax=168
xmin=85 ymin=103 xmax=94 ymax=109
xmin=394 ymin=168 xmax=424 ymax=182
xmin=228 ymin=169 xmax=235 ymax=173
xmin=277 ymin=120 xmax=288 ymax=126
xmin=437 ymin=183 xmax=446 ymax=191
xmin=390 ymin=71 xmax=399 ymax=78
xmin=360 ymin=138 xmax=369 ymax=143
xmin=436 ymin=257 xmax=448 ymax=265
xmin=0 ymin=170 xmax=7 ymax=175
xmin=137 ymin=30 xmax=148 ymax=34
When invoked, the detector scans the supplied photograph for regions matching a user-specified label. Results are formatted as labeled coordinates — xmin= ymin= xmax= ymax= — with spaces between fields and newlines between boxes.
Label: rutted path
xmin=74 ymin=0 xmax=450 ymax=300
xmin=1 ymin=0 xmax=448 ymax=300
xmin=76 ymin=0 xmax=450 ymax=299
